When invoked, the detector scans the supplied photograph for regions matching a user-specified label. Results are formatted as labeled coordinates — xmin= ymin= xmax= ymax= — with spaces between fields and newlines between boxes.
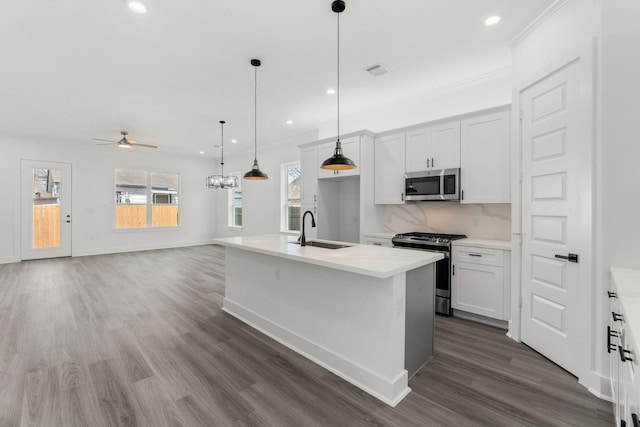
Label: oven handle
xmin=393 ymin=246 xmax=450 ymax=258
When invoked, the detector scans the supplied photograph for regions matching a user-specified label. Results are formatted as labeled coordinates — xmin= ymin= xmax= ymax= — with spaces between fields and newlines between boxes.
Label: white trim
xmin=280 ymin=161 xmax=301 ymax=233
xmin=72 ymin=240 xmax=212 ymax=257
xmin=222 ymin=298 xmax=411 ymax=407
xmin=507 ymin=0 xmax=570 ymax=47
xmin=112 ymin=226 xmax=182 ymax=233
xmin=0 ymin=256 xmax=20 ymax=265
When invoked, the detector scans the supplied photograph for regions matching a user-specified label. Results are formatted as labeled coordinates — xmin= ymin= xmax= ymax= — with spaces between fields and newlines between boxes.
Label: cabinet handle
xmin=608 ymin=291 xmax=617 ymax=299
xmin=401 ymin=192 xmax=404 ymax=201
xmin=461 ymin=190 xmax=464 ymax=201
xmin=612 ymin=311 xmax=624 ymax=322
xmin=426 ymin=158 xmax=430 ymax=168
xmin=618 ymin=345 xmax=633 ymax=363
xmin=372 ymin=242 xmax=382 ymax=246
xmin=314 ymin=194 xmax=317 ymax=202
xmin=469 ymin=253 xmax=482 ymax=257
xmin=631 ymin=413 xmax=639 ymax=427
xmin=432 ymin=157 xmax=434 ymax=167
xmin=607 ymin=326 xmax=619 ymax=353
xmin=452 ymin=264 xmax=455 ymax=276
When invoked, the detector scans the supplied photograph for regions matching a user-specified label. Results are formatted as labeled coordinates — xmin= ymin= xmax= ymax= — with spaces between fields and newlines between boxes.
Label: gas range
xmin=392 ymin=232 xmax=467 ymax=250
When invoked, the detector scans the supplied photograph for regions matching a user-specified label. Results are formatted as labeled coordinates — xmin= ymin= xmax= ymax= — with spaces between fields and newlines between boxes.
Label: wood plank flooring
xmin=0 ymin=245 xmax=613 ymax=426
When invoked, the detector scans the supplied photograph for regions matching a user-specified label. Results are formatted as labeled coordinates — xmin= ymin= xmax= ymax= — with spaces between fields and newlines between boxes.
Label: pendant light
xmin=243 ymin=59 xmax=269 ymax=180
xmin=320 ymin=0 xmax=356 ymax=171
xmin=206 ymin=121 xmax=239 ymax=189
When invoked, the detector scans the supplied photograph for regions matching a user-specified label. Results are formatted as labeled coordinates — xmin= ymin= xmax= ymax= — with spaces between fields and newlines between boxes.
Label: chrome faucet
xmin=300 ymin=210 xmax=316 ymax=247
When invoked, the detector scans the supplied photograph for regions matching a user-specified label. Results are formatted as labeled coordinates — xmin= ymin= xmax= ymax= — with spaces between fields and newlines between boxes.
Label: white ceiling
xmin=0 ymin=0 xmax=553 ymax=157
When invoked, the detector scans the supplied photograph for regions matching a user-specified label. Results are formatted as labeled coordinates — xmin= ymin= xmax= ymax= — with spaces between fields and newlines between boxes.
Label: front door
xmin=21 ymin=160 xmax=72 ymax=260
xmin=520 ymin=46 xmax=593 ymax=378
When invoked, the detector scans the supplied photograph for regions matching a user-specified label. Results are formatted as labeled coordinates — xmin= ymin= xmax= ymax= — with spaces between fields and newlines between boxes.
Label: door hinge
xmin=519 ymin=172 xmax=523 ymax=183
xmin=519 ymin=110 xmax=523 ymax=121
xmin=518 ymin=297 xmax=523 ymax=308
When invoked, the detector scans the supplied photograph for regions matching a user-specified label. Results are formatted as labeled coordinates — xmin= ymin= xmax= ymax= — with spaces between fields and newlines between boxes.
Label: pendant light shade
xmin=320 ymin=0 xmax=356 ymax=171
xmin=206 ymin=121 xmax=239 ymax=189
xmin=244 ymin=59 xmax=269 ymax=180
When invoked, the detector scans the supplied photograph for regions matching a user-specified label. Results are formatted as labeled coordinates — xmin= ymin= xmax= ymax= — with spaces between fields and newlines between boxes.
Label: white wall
xmin=384 ymin=203 xmax=511 ymax=241
xmin=0 ymin=136 xmax=216 ymax=263
xmin=317 ymin=72 xmax=512 ymax=138
xmin=211 ymin=134 xmax=316 ymax=238
xmin=509 ymin=0 xmax=608 ymax=398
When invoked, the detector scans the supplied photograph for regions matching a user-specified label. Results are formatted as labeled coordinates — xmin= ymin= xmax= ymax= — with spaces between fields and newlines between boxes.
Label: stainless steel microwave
xmin=405 ymin=168 xmax=460 ymax=201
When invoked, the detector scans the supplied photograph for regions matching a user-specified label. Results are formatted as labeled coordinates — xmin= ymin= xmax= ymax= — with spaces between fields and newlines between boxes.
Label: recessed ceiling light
xmin=286 ymin=120 xmax=293 ymax=125
xmin=231 ymin=139 xmax=237 ymax=143
xmin=484 ymin=16 xmax=501 ymax=26
xmin=126 ymin=0 xmax=147 ymax=13
xmin=326 ymin=89 xmax=336 ymax=95
xmin=199 ymin=151 xmax=205 ymax=154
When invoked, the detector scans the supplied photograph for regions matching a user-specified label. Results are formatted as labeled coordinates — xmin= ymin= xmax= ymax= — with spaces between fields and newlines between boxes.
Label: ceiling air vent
xmin=365 ymin=64 xmax=388 ymax=77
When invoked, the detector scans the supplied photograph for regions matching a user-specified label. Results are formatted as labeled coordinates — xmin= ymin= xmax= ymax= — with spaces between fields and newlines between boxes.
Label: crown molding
xmin=507 ymin=0 xmax=570 ymax=48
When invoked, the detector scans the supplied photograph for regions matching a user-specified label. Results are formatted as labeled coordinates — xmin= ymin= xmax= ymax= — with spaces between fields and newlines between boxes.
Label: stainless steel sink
xmin=290 ymin=240 xmax=352 ymax=249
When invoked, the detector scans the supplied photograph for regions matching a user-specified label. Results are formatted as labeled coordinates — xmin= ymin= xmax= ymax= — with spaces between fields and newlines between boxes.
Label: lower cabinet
xmin=451 ymin=245 xmax=510 ymax=321
xmin=607 ymin=277 xmax=640 ymax=427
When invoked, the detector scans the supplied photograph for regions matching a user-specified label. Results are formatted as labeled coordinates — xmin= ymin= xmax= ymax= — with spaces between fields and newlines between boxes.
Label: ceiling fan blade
xmin=96 ymin=142 xmax=117 ymax=146
xmin=92 ymin=138 xmax=118 ymax=143
xmin=131 ymin=143 xmax=158 ymax=149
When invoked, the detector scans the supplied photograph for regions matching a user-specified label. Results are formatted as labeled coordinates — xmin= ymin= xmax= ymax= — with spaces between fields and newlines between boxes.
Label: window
xmin=281 ymin=162 xmax=301 ymax=232
xmin=228 ymin=173 xmax=242 ymax=228
xmin=115 ymin=170 xmax=179 ymax=229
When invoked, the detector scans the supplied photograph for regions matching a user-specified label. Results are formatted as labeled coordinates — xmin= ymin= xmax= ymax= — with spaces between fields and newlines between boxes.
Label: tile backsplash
xmin=384 ymin=203 xmax=511 ymax=241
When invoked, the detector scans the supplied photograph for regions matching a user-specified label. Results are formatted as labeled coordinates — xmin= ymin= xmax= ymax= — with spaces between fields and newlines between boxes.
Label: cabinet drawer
xmin=364 ymin=237 xmax=393 ymax=247
xmin=453 ymin=246 xmax=503 ymax=267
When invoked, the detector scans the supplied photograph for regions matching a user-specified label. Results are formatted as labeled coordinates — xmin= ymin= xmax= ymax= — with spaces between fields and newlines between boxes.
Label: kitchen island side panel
xmin=222 ymin=246 xmax=410 ymax=406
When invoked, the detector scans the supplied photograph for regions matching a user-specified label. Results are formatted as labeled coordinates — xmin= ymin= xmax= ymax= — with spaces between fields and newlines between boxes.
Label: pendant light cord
xmin=220 ymin=122 xmax=224 ymax=176
xmin=254 ymin=64 xmax=258 ymax=163
xmin=336 ymin=12 xmax=341 ymax=145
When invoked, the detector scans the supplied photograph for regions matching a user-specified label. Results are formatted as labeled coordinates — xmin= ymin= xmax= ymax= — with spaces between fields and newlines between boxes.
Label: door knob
xmin=554 ymin=253 xmax=579 ymax=263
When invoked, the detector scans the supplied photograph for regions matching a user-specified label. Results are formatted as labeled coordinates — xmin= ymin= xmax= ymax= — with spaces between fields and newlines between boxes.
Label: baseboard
xmin=0 ymin=256 xmax=19 ymax=265
xmin=222 ymin=298 xmax=411 ymax=407
xmin=581 ymin=372 xmax=613 ymax=402
xmin=453 ymin=309 xmax=509 ymax=330
xmin=72 ymin=240 xmax=213 ymax=257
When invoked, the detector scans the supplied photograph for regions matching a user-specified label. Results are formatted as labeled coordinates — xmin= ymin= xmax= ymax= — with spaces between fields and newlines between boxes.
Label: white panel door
xmin=520 ymin=52 xmax=593 ymax=378
xmin=429 ymin=120 xmax=460 ymax=170
xmin=21 ymin=160 xmax=72 ymax=260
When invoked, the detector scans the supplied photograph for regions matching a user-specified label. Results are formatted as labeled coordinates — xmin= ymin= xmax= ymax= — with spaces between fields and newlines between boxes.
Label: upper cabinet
xmin=405 ymin=121 xmax=460 ymax=172
xmin=300 ymin=145 xmax=318 ymax=206
xmin=374 ymin=132 xmax=406 ymax=204
xmin=460 ymin=110 xmax=510 ymax=204
xmin=317 ymin=136 xmax=360 ymax=179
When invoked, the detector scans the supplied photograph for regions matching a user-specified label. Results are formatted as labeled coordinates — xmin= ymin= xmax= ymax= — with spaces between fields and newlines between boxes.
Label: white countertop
xmin=212 ymin=234 xmax=443 ymax=279
xmin=611 ymin=267 xmax=640 ymax=346
xmin=453 ymin=238 xmax=512 ymax=251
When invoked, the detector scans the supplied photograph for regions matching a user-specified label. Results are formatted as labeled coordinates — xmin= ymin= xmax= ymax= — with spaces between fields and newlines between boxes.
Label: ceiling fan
xmin=92 ymin=131 xmax=157 ymax=149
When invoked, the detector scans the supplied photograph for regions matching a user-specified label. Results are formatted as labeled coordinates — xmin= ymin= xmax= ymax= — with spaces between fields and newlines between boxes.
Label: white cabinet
xmin=460 ymin=110 xmax=510 ymax=204
xmin=300 ymin=145 xmax=318 ymax=205
xmin=607 ymin=272 xmax=640 ymax=427
xmin=452 ymin=245 xmax=510 ymax=320
xmin=363 ymin=235 xmax=393 ymax=247
xmin=318 ymin=136 xmax=360 ymax=179
xmin=405 ymin=121 xmax=460 ymax=173
xmin=374 ymin=132 xmax=406 ymax=204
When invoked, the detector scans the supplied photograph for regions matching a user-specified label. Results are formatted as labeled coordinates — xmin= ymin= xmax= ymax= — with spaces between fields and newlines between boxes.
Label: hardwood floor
xmin=0 ymin=245 xmax=613 ymax=426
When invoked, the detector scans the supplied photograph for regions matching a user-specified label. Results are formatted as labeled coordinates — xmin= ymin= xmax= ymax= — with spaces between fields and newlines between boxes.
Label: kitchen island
xmin=212 ymin=234 xmax=443 ymax=406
